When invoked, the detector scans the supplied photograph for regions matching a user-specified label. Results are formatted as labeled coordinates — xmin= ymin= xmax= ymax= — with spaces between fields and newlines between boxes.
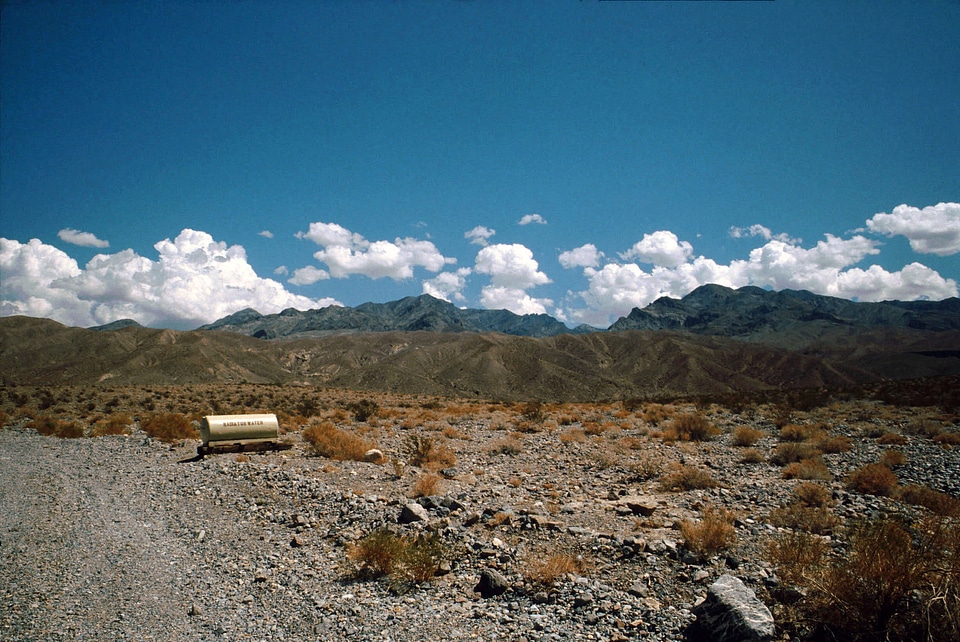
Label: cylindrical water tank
xmin=200 ymin=414 xmax=279 ymax=446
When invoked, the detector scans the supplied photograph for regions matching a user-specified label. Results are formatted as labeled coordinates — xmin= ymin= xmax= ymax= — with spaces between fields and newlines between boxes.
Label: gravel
xmin=2 ymin=402 xmax=958 ymax=641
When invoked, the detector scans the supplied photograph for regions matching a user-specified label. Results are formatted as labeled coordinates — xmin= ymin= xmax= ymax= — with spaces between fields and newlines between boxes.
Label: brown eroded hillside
xmin=4 ymin=315 xmax=959 ymax=401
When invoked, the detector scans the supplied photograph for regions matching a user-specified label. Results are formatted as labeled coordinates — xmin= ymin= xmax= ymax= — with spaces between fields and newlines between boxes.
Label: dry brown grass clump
xmin=659 ymin=464 xmax=720 ymax=491
xmin=879 ymin=449 xmax=906 ymax=467
xmin=846 ymin=463 xmax=898 ymax=497
xmin=523 ymin=552 xmax=586 ymax=586
xmin=876 ymin=432 xmax=907 ymax=445
xmin=661 ymin=412 xmax=719 ymax=442
xmin=739 ymin=448 xmax=765 ymax=464
xmin=781 ymin=456 xmax=832 ymax=481
xmin=779 ymin=423 xmax=827 ymax=443
xmin=27 ymin=415 xmax=84 ymax=438
xmin=142 ymin=412 xmax=197 ymax=442
xmin=897 ymin=484 xmax=960 ymax=517
xmin=818 ymin=434 xmax=852 ymax=453
xmin=406 ymin=435 xmax=456 ymax=470
xmin=731 ymin=426 xmax=765 ymax=447
xmin=771 ymin=441 xmax=821 ymax=466
xmin=769 ymin=483 xmax=839 ymax=535
xmin=680 ymin=506 xmax=737 ymax=560
xmin=302 ymin=420 xmax=377 ymax=461
xmin=409 ymin=472 xmax=443 ymax=498
xmin=766 ymin=516 xmax=960 ymax=642
xmin=90 ymin=412 xmax=133 ymax=436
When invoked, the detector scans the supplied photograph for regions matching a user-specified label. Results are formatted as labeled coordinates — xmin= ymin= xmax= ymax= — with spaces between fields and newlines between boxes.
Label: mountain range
xmin=2 ymin=285 xmax=957 ymax=401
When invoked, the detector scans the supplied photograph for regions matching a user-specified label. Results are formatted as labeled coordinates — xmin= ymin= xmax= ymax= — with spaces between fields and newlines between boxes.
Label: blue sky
xmin=2 ymin=1 xmax=958 ymax=330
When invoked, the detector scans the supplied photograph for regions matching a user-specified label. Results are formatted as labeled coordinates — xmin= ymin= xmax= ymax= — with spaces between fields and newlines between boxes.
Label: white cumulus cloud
xmin=563 ymin=229 xmax=956 ymax=327
xmin=559 ymin=244 xmax=603 ymax=269
xmin=479 ymin=286 xmax=552 ymax=315
xmin=866 ymin=202 xmax=960 ymax=256
xmin=258 ymin=230 xmax=274 ymax=239
xmin=465 ymin=225 xmax=496 ymax=246
xmin=288 ymin=265 xmax=330 ymax=286
xmin=518 ymin=213 xmax=547 ymax=226
xmin=299 ymin=221 xmax=454 ymax=280
xmin=473 ymin=243 xmax=552 ymax=315
xmin=0 ymin=230 xmax=334 ymax=329
xmin=58 ymin=228 xmax=109 ymax=248
xmin=474 ymin=243 xmax=551 ymax=290
xmin=729 ymin=224 xmax=801 ymax=245
xmin=619 ymin=231 xmax=693 ymax=268
xmin=422 ymin=267 xmax=472 ymax=303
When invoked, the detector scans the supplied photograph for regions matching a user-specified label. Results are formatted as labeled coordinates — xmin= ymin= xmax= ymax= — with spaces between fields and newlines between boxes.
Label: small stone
xmin=474 ymin=568 xmax=510 ymax=598
xmin=187 ymin=603 xmax=202 ymax=616
xmin=688 ymin=574 xmax=775 ymax=642
xmin=290 ymin=535 xmax=305 ymax=547
xmin=398 ymin=502 xmax=429 ymax=524
xmin=618 ymin=495 xmax=658 ymax=516
xmin=363 ymin=448 xmax=385 ymax=463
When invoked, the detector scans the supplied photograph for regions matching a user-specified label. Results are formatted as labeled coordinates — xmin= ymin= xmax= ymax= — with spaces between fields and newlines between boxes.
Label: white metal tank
xmin=199 ymin=414 xmax=279 ymax=446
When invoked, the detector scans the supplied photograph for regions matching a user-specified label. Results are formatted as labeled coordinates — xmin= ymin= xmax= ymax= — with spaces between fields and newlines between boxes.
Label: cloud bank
xmin=0 ymin=230 xmax=335 ymax=329
xmin=296 ymin=222 xmax=455 ymax=280
xmin=1 ymin=202 xmax=956 ymax=330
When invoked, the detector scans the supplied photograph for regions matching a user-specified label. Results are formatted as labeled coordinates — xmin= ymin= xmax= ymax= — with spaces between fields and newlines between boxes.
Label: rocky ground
xmin=1 ymin=395 xmax=958 ymax=642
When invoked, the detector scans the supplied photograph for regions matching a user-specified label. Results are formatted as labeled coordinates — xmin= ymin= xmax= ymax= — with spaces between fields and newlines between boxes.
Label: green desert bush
xmin=346 ymin=529 xmax=445 ymax=585
xmin=767 ymin=516 xmax=960 ymax=642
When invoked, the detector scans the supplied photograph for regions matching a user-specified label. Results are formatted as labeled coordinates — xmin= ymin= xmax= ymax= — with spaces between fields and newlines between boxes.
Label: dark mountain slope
xmin=199 ymin=294 xmax=591 ymax=339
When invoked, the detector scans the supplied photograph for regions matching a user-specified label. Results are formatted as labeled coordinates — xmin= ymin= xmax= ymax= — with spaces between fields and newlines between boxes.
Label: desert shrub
xmin=897 ymin=484 xmax=960 ymax=517
xmin=523 ymin=552 xmax=584 ymax=586
xmin=765 ymin=530 xmax=829 ymax=586
xmin=680 ymin=506 xmax=737 ymax=560
xmin=769 ymin=503 xmax=839 ymax=535
xmin=659 ymin=464 xmax=719 ymax=491
xmin=91 ymin=412 xmax=133 ymax=437
xmin=876 ymin=432 xmax=907 ymax=445
xmin=302 ymin=420 xmax=376 ymax=461
xmin=793 ymin=482 xmax=832 ymax=508
xmin=731 ymin=426 xmax=765 ymax=447
xmin=514 ymin=420 xmax=542 ymax=434
xmin=0 ymin=410 xmax=9 ymax=429
xmin=559 ymin=428 xmax=587 ymax=444
xmin=628 ymin=451 xmax=665 ymax=481
xmin=782 ymin=457 xmax=832 ymax=481
xmin=28 ymin=415 xmax=84 ymax=438
xmin=406 ymin=435 xmax=456 ymax=469
xmin=771 ymin=441 xmax=821 ymax=466
xmin=779 ymin=423 xmax=809 ymax=442
xmin=739 ymin=448 xmax=765 ymax=464
xmin=662 ymin=412 xmax=718 ymax=442
xmin=487 ymin=437 xmax=522 ymax=456
xmin=518 ymin=401 xmax=544 ymax=422
xmin=904 ymin=418 xmax=943 ymax=438
xmin=347 ymin=529 xmax=444 ymax=585
xmin=346 ymin=399 xmax=378 ymax=423
xmin=818 ymin=435 xmax=853 ymax=453
xmin=142 ymin=413 xmax=197 ymax=442
xmin=879 ymin=449 xmax=906 ymax=467
xmin=409 ymin=472 xmax=442 ymax=498
xmin=933 ymin=431 xmax=960 ymax=446
xmin=768 ymin=517 xmax=960 ymax=642
xmin=641 ymin=403 xmax=673 ymax=426
xmin=847 ymin=463 xmax=898 ymax=497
